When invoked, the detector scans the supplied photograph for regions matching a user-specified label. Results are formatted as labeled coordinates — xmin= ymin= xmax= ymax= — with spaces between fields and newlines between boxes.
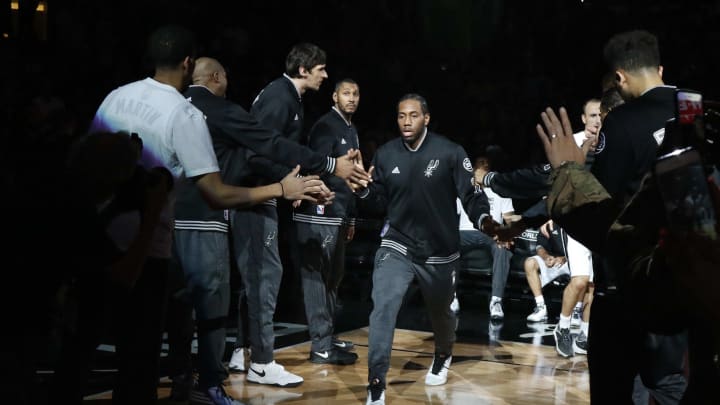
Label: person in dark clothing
xmin=586 ymin=30 xmax=688 ymax=405
xmin=293 ymin=78 xmax=363 ymax=366
xmin=536 ymin=100 xmax=719 ymax=404
xmin=243 ymin=43 xmax=369 ymax=385
xmin=250 ymin=42 xmax=327 ymax=146
xmin=168 ymin=56 xmax=364 ymax=399
xmin=52 ymin=131 xmax=170 ymax=405
xmin=87 ymin=25 xmax=330 ymax=405
xmin=359 ymin=94 xmax=491 ymax=405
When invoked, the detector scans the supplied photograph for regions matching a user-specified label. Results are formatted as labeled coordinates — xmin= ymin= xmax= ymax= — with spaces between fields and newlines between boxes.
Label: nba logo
xmin=316 ymin=205 xmax=325 ymax=215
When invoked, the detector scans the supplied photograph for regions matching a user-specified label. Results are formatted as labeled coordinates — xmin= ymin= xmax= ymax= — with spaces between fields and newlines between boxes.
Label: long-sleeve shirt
xmin=174 ymin=85 xmax=335 ymax=230
xmin=294 ymin=107 xmax=359 ymax=225
xmin=248 ymin=74 xmax=308 ymax=183
xmin=359 ymin=130 xmax=490 ymax=263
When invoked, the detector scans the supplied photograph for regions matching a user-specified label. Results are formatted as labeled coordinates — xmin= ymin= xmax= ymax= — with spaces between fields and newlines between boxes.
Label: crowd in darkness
xmin=2 ymin=0 xmax=720 ymax=179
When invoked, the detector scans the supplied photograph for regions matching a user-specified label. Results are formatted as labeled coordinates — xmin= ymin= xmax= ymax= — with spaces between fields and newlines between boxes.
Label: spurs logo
xmin=462 ymin=158 xmax=473 ymax=173
xmin=264 ymin=231 xmax=276 ymax=247
xmin=424 ymin=159 xmax=439 ymax=177
xmin=321 ymin=234 xmax=333 ymax=248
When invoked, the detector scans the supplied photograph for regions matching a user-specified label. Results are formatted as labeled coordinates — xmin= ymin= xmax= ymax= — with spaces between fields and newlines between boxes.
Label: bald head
xmin=192 ymin=57 xmax=228 ymax=97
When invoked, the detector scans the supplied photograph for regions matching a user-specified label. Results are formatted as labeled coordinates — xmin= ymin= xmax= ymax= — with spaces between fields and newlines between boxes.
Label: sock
xmin=559 ymin=314 xmax=571 ymax=329
xmin=491 ymin=295 xmax=502 ymax=303
xmin=535 ymin=296 xmax=545 ymax=307
xmin=581 ymin=321 xmax=589 ymax=335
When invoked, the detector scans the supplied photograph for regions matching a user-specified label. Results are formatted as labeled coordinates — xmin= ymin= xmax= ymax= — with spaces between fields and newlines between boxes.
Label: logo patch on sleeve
xmin=463 ymin=158 xmax=473 ymax=172
xmin=594 ymin=132 xmax=606 ymax=154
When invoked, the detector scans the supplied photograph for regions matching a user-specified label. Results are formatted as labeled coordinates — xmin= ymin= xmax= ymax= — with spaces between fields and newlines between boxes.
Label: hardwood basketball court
xmin=83 ymin=327 xmax=589 ymax=404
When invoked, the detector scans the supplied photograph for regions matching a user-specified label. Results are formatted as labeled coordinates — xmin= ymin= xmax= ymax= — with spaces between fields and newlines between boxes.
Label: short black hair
xmin=146 ymin=25 xmax=197 ymax=69
xmin=398 ymin=93 xmax=429 ymax=115
xmin=603 ymin=30 xmax=660 ymax=72
xmin=474 ymin=156 xmax=490 ymax=170
xmin=285 ymin=43 xmax=326 ymax=78
xmin=334 ymin=78 xmax=358 ymax=92
xmin=600 ymin=88 xmax=625 ymax=114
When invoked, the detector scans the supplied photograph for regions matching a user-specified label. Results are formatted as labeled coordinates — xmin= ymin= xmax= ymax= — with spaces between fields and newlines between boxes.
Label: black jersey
xmin=483 ymin=163 xmax=553 ymax=200
xmin=248 ymin=75 xmax=306 ymax=183
xmin=174 ymin=85 xmax=334 ymax=230
xmin=589 ymin=85 xmax=676 ymax=291
xmin=591 ymin=85 xmax=676 ymax=204
xmin=294 ymin=107 xmax=359 ymax=225
xmin=360 ymin=131 xmax=490 ymax=263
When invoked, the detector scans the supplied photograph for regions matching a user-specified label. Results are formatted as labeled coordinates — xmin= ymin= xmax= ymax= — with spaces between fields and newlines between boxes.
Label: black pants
xmin=54 ymin=258 xmax=170 ymax=405
xmin=112 ymin=258 xmax=170 ymax=404
xmin=589 ymin=292 xmax=692 ymax=404
xmin=165 ymin=252 xmax=194 ymax=380
xmin=295 ymin=222 xmax=347 ymax=352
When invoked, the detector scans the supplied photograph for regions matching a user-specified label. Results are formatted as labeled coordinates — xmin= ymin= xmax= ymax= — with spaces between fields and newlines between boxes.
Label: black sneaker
xmin=189 ymin=384 xmax=244 ymax=405
xmin=310 ymin=348 xmax=358 ymax=365
xmin=553 ymin=324 xmax=574 ymax=358
xmin=169 ymin=373 xmax=194 ymax=402
xmin=366 ymin=377 xmax=386 ymax=405
xmin=332 ymin=336 xmax=355 ymax=351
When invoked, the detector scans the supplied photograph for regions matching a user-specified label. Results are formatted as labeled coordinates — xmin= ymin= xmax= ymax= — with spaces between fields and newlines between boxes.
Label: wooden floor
xmin=84 ymin=327 xmax=589 ymax=404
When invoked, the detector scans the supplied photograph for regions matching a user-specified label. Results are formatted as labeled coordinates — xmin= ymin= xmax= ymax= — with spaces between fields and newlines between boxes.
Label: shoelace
xmin=369 ymin=378 xmax=384 ymax=401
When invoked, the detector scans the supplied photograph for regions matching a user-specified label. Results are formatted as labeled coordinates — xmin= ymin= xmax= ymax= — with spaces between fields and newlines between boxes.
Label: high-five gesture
xmin=334 ymin=148 xmax=372 ymax=190
xmin=280 ymin=165 xmax=335 ymax=204
xmin=535 ymin=107 xmax=591 ymax=169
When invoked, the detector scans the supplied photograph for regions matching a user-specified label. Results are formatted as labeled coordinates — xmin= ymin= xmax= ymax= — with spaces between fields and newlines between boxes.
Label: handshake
xmin=281 ymin=149 xmax=373 ymax=206
xmin=335 ymin=148 xmax=372 ymax=191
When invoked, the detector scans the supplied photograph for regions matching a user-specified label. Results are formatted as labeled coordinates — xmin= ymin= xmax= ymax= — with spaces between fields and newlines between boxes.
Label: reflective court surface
xmin=83 ymin=324 xmax=589 ymax=404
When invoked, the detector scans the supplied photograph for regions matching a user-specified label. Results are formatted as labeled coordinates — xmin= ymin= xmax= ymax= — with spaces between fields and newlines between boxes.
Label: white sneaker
xmin=228 ymin=347 xmax=246 ymax=373
xmin=489 ymin=299 xmax=504 ymax=320
xmin=425 ymin=354 xmax=452 ymax=385
xmin=570 ymin=307 xmax=582 ymax=328
xmin=488 ymin=321 xmax=503 ymax=343
xmin=573 ymin=330 xmax=588 ymax=355
xmin=246 ymin=361 xmax=303 ymax=387
xmin=526 ymin=305 xmax=547 ymax=323
xmin=450 ymin=296 xmax=460 ymax=314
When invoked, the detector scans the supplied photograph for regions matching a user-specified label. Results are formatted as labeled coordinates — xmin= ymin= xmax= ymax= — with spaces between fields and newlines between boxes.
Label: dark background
xmin=2 ymin=0 xmax=719 ymax=171
xmin=1 ymin=2 xmax=718 ymax=393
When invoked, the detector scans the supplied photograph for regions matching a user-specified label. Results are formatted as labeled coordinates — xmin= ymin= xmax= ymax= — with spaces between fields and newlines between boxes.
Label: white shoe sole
xmin=572 ymin=341 xmax=587 ymax=355
xmin=424 ymin=374 xmax=448 ymax=386
xmin=247 ymin=372 xmax=303 ymax=388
